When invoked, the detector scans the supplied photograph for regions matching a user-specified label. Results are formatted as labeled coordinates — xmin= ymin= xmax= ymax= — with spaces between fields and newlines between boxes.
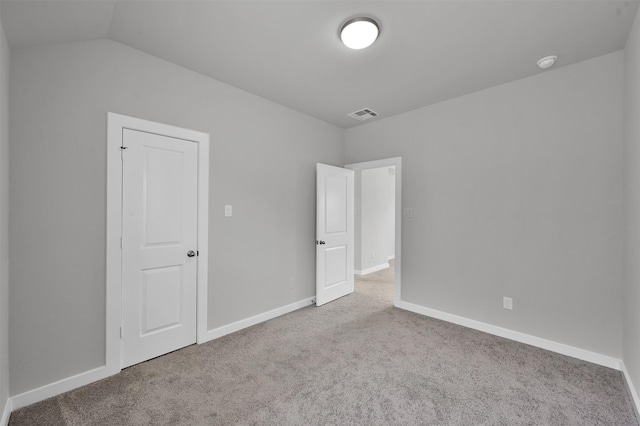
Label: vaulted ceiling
xmin=2 ymin=1 xmax=638 ymax=128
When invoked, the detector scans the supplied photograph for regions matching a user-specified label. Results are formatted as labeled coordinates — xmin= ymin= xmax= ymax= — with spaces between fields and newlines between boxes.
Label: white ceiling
xmin=2 ymin=0 xmax=638 ymax=128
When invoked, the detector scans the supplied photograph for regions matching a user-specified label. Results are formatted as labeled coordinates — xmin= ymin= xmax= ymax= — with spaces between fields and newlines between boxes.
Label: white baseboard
xmin=396 ymin=300 xmax=622 ymax=370
xmin=10 ymin=366 xmax=114 ymax=411
xmin=621 ymin=361 xmax=640 ymax=417
xmin=8 ymin=297 xmax=628 ymax=417
xmin=354 ymin=262 xmax=389 ymax=276
xmin=7 ymin=297 xmax=316 ymax=412
xmin=388 ymin=255 xmax=395 ymax=261
xmin=202 ymin=297 xmax=315 ymax=343
xmin=1 ymin=397 xmax=11 ymax=426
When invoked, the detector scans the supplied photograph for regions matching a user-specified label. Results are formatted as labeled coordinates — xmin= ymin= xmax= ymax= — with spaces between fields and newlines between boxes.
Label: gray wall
xmin=0 ymin=8 xmax=9 ymax=414
xmin=346 ymin=52 xmax=624 ymax=357
xmin=624 ymin=5 xmax=640 ymax=404
xmin=9 ymin=39 xmax=344 ymax=395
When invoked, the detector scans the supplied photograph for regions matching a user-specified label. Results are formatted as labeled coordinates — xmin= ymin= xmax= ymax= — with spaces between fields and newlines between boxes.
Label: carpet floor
xmin=9 ymin=262 xmax=639 ymax=425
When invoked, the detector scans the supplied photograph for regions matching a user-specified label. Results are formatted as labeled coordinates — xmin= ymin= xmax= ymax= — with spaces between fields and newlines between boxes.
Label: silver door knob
xmin=187 ymin=250 xmax=196 ymax=257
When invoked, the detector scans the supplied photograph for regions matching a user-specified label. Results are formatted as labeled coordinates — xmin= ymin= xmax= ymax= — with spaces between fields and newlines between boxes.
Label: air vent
xmin=347 ymin=108 xmax=379 ymax=121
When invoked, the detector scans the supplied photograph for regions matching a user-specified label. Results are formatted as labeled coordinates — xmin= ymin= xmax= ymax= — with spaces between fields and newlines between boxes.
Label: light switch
xmin=225 ymin=205 xmax=232 ymax=217
xmin=503 ymin=297 xmax=513 ymax=310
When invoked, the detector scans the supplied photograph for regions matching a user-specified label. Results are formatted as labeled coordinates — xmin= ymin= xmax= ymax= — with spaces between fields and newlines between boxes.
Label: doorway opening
xmin=345 ymin=158 xmax=402 ymax=306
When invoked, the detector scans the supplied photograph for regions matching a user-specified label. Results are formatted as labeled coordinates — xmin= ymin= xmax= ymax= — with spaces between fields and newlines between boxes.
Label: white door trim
xmin=106 ymin=113 xmax=209 ymax=374
xmin=345 ymin=157 xmax=402 ymax=307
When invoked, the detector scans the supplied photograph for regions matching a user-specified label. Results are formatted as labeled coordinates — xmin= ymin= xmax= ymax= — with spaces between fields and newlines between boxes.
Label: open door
xmin=316 ymin=163 xmax=354 ymax=306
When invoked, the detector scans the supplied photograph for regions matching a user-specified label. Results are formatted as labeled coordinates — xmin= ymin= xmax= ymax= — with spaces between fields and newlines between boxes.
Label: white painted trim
xmin=7 ymin=296 xmax=311 ymax=411
xmin=388 ymin=255 xmax=395 ymax=261
xmin=202 ymin=297 xmax=315 ymax=343
xmin=354 ymin=262 xmax=390 ymax=276
xmin=1 ymin=397 xmax=11 ymax=426
xmin=106 ymin=113 xmax=210 ymax=372
xmin=9 ymin=366 xmax=109 ymax=411
xmin=621 ymin=361 xmax=640 ymax=417
xmin=106 ymin=114 xmax=124 ymax=378
xmin=396 ymin=300 xmax=622 ymax=370
xmin=345 ymin=157 xmax=402 ymax=307
xmin=195 ymin=131 xmax=210 ymax=344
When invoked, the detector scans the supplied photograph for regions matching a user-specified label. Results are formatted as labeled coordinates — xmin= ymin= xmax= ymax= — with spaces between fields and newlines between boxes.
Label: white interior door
xmin=121 ymin=129 xmax=198 ymax=368
xmin=316 ymin=163 xmax=354 ymax=306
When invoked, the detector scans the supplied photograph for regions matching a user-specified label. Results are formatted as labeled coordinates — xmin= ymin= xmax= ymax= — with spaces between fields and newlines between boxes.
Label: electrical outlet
xmin=403 ymin=208 xmax=413 ymax=218
xmin=503 ymin=297 xmax=513 ymax=310
xmin=224 ymin=205 xmax=232 ymax=217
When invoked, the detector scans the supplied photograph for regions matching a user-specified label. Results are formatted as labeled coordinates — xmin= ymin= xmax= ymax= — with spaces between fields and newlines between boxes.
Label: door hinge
xmin=120 ymin=237 xmax=122 ymax=249
xmin=197 ymin=250 xmax=199 ymax=256
xmin=120 ymin=326 xmax=122 ymax=338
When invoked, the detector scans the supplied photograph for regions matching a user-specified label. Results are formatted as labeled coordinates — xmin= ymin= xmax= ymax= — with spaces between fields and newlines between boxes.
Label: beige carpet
xmin=9 ymin=262 xmax=639 ymax=425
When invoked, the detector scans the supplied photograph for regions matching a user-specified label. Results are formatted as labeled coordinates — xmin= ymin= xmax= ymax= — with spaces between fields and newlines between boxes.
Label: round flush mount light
xmin=537 ymin=55 xmax=558 ymax=69
xmin=340 ymin=17 xmax=379 ymax=50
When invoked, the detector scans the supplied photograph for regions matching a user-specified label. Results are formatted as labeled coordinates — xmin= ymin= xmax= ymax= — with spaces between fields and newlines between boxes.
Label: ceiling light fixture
xmin=537 ymin=55 xmax=558 ymax=69
xmin=340 ymin=17 xmax=379 ymax=50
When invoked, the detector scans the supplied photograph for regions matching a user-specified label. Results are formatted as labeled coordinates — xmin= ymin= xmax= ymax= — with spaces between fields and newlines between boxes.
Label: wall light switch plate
xmin=503 ymin=297 xmax=513 ymax=310
xmin=224 ymin=205 xmax=232 ymax=217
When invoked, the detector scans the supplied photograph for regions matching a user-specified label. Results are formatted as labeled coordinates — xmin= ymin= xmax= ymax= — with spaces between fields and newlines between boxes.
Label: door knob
xmin=187 ymin=250 xmax=196 ymax=257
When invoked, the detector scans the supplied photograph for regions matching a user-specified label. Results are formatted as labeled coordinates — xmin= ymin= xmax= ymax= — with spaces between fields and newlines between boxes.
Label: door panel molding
xmin=106 ymin=113 xmax=209 ymax=375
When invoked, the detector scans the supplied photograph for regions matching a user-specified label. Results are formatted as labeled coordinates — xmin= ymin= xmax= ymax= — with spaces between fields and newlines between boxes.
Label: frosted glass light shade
xmin=537 ymin=55 xmax=557 ymax=69
xmin=340 ymin=18 xmax=379 ymax=50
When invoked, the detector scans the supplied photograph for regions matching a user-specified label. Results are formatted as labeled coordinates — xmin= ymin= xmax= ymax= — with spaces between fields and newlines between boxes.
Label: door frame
xmin=345 ymin=157 xmax=402 ymax=307
xmin=106 ymin=112 xmax=209 ymax=373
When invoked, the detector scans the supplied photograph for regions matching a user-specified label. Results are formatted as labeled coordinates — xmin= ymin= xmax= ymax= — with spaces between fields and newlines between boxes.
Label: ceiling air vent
xmin=347 ymin=108 xmax=379 ymax=121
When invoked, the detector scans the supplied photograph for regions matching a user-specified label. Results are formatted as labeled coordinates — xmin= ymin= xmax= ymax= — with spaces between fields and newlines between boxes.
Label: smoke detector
xmin=347 ymin=108 xmax=379 ymax=121
xmin=537 ymin=55 xmax=557 ymax=69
